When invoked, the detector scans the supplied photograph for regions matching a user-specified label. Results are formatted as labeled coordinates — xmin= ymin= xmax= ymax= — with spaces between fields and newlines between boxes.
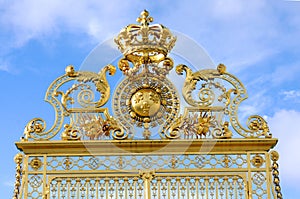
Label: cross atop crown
xmin=136 ymin=10 xmax=154 ymax=26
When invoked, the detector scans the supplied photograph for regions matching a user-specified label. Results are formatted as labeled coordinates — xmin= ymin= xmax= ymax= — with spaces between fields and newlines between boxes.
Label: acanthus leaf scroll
xmin=22 ymin=65 xmax=118 ymax=141
xmin=172 ymin=64 xmax=271 ymax=139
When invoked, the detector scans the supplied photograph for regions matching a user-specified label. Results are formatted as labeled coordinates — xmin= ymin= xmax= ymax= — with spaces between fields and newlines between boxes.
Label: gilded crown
xmin=114 ymin=10 xmax=177 ymax=59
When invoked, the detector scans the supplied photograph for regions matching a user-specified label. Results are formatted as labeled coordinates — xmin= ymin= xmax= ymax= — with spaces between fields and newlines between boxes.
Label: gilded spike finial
xmin=136 ymin=10 xmax=153 ymax=26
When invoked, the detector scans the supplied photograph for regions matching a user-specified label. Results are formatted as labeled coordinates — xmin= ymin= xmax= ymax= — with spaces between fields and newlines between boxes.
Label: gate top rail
xmin=16 ymin=138 xmax=277 ymax=155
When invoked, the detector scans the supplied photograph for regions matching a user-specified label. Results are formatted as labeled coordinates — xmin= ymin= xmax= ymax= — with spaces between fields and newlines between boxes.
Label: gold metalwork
xmin=14 ymin=10 xmax=281 ymax=199
xmin=251 ymin=154 xmax=264 ymax=168
xmin=61 ymin=123 xmax=81 ymax=140
xmin=180 ymin=112 xmax=215 ymax=139
xmin=113 ymin=73 xmax=180 ymax=139
xmin=221 ymin=121 xmax=233 ymax=138
xmin=140 ymin=170 xmax=155 ymax=199
xmin=271 ymin=150 xmax=283 ymax=199
xmin=176 ymin=64 xmax=272 ymax=138
xmin=13 ymin=153 xmax=23 ymax=199
xmin=29 ymin=157 xmax=42 ymax=170
xmin=59 ymin=64 xmax=116 ymax=109
xmin=115 ymin=10 xmax=176 ymax=75
xmin=21 ymin=64 xmax=116 ymax=141
xmin=75 ymin=114 xmax=108 ymax=140
xmin=163 ymin=115 xmax=182 ymax=139
xmin=70 ymin=108 xmax=127 ymax=140
xmin=131 ymin=88 xmax=161 ymax=117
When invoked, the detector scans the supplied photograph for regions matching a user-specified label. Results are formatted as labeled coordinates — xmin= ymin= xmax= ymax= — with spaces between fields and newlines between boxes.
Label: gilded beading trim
xmin=271 ymin=150 xmax=283 ymax=199
xmin=12 ymin=153 xmax=23 ymax=199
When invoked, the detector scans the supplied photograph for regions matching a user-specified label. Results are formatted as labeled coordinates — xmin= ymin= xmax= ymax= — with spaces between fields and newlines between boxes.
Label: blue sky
xmin=1 ymin=0 xmax=300 ymax=198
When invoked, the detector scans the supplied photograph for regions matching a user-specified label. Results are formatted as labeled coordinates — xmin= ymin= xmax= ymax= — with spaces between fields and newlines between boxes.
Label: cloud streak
xmin=281 ymin=90 xmax=300 ymax=103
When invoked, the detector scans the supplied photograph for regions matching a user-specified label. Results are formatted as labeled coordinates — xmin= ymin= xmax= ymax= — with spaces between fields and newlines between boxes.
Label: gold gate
xmin=48 ymin=173 xmax=247 ymax=199
xmin=13 ymin=10 xmax=282 ymax=199
xmin=14 ymin=140 xmax=279 ymax=199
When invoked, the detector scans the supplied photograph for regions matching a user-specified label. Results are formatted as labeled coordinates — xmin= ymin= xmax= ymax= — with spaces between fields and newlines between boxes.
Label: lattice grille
xmin=48 ymin=174 xmax=247 ymax=199
xmin=49 ymin=176 xmax=144 ymax=199
xmin=46 ymin=154 xmax=249 ymax=172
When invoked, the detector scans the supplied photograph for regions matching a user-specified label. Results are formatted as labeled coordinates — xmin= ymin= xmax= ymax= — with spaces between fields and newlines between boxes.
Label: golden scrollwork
xmin=107 ymin=116 xmax=128 ymax=140
xmin=118 ymin=58 xmax=140 ymax=76
xmin=220 ymin=88 xmax=238 ymax=107
xmin=117 ymin=54 xmax=174 ymax=78
xmin=247 ymin=115 xmax=271 ymax=138
xmin=58 ymin=64 xmax=116 ymax=109
xmin=162 ymin=116 xmax=183 ymax=139
xmin=22 ymin=118 xmax=46 ymax=141
xmin=74 ymin=110 xmax=127 ymax=140
xmin=22 ymin=65 xmax=115 ymax=141
xmin=213 ymin=121 xmax=233 ymax=139
xmin=61 ymin=123 xmax=81 ymax=141
xmin=176 ymin=64 xmax=208 ymax=107
xmin=176 ymin=64 xmax=271 ymax=138
xmin=149 ymin=57 xmax=174 ymax=79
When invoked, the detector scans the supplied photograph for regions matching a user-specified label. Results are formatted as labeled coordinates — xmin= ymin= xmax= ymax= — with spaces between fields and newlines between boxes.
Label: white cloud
xmin=281 ymin=90 xmax=300 ymax=103
xmin=270 ymin=63 xmax=300 ymax=85
xmin=211 ymin=0 xmax=265 ymax=21
xmin=0 ymin=0 xmax=144 ymax=47
xmin=1 ymin=0 xmax=299 ymax=73
xmin=236 ymin=86 xmax=272 ymax=121
xmin=282 ymin=90 xmax=300 ymax=98
xmin=268 ymin=109 xmax=300 ymax=188
xmin=166 ymin=0 xmax=300 ymax=74
xmin=0 ymin=0 xmax=147 ymax=72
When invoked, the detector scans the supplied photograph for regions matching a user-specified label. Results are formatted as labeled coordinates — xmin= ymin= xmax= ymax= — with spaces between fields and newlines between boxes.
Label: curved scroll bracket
xmin=176 ymin=63 xmax=271 ymax=138
xmin=108 ymin=116 xmax=129 ymax=140
xmin=21 ymin=65 xmax=116 ymax=141
xmin=160 ymin=116 xmax=183 ymax=139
